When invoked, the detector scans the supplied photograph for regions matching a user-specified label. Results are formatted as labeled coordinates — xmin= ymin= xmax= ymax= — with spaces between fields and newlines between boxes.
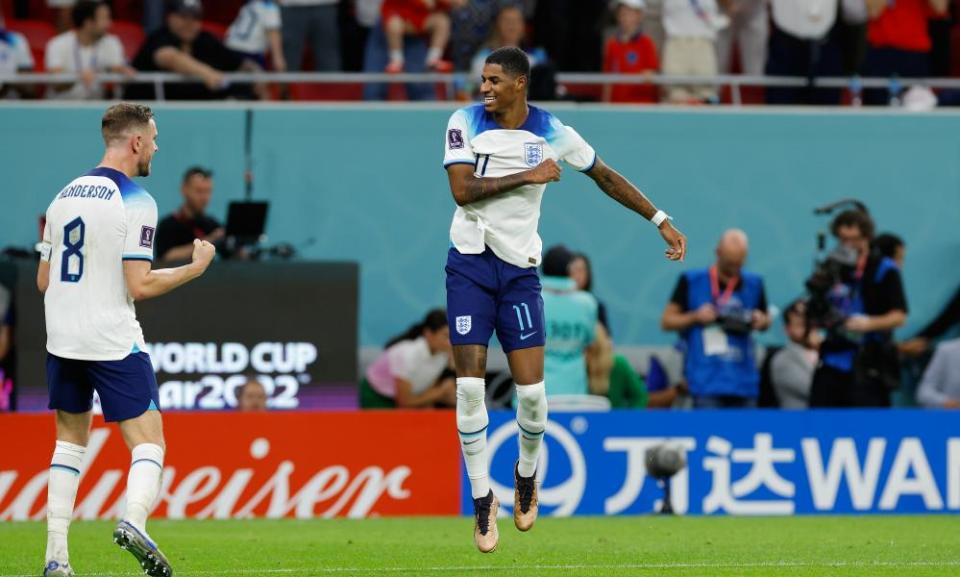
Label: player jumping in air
xmin=37 ymin=103 xmax=215 ymax=577
xmin=443 ymin=47 xmax=687 ymax=553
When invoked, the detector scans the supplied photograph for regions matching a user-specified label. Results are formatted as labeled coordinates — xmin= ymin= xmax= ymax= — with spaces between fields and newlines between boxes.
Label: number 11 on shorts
xmin=513 ymin=303 xmax=533 ymax=331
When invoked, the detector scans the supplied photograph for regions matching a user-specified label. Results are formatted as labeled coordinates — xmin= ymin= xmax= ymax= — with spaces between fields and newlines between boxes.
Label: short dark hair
xmin=831 ymin=209 xmax=875 ymax=240
xmin=783 ymin=299 xmax=805 ymax=323
xmin=72 ymin=1 xmax=104 ymax=29
xmin=872 ymin=232 xmax=904 ymax=260
xmin=101 ymin=102 xmax=153 ymax=145
xmin=182 ymin=166 xmax=213 ymax=184
xmin=542 ymin=245 xmax=574 ymax=277
xmin=485 ymin=46 xmax=530 ymax=81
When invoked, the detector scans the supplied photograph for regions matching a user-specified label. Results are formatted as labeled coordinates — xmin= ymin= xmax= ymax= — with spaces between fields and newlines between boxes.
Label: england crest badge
xmin=455 ymin=315 xmax=472 ymax=335
xmin=523 ymin=142 xmax=543 ymax=167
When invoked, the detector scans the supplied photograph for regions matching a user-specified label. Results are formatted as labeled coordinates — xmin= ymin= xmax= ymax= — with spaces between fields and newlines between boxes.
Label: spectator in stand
xmin=226 ymin=0 xmax=286 ymax=72
xmin=48 ymin=0 xmax=76 ymax=32
xmin=382 ymin=0 xmax=466 ymax=73
xmin=862 ymin=0 xmax=948 ymax=105
xmin=360 ymin=309 xmax=456 ymax=409
xmin=0 ymin=9 xmax=35 ymax=99
xmin=465 ymin=5 xmax=547 ymax=97
xmin=45 ymin=1 xmax=133 ymax=100
xmin=766 ymin=0 xmax=843 ymax=105
xmin=533 ymin=0 xmax=606 ymax=72
xmin=156 ymin=167 xmax=224 ymax=261
xmin=602 ymin=0 xmax=659 ymax=104
xmin=237 ymin=377 xmax=268 ymax=411
xmin=770 ymin=300 xmax=821 ymax=409
xmin=715 ymin=0 xmax=768 ymax=77
xmin=661 ymin=0 xmax=727 ymax=103
xmin=282 ymin=0 xmax=341 ymax=72
xmin=916 ymin=338 xmax=960 ymax=408
xmin=127 ymin=0 xmax=264 ymax=101
xmin=449 ymin=0 xmax=511 ymax=72
xmin=661 ymin=229 xmax=771 ymax=408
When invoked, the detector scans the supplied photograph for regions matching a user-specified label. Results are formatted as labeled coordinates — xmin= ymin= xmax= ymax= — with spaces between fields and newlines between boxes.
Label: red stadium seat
xmin=201 ymin=21 xmax=227 ymax=41
xmin=111 ymin=20 xmax=145 ymax=61
xmin=6 ymin=19 xmax=56 ymax=69
xmin=203 ymin=1 xmax=245 ymax=26
xmin=289 ymin=83 xmax=365 ymax=101
xmin=26 ymin=0 xmax=52 ymax=20
xmin=110 ymin=0 xmax=143 ymax=23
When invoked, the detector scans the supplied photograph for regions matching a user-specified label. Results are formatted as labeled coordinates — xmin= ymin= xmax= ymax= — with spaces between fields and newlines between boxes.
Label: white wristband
xmin=651 ymin=210 xmax=671 ymax=228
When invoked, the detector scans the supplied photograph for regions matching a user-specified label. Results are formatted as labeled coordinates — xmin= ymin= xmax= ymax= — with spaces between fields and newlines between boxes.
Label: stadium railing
xmin=3 ymin=72 xmax=960 ymax=103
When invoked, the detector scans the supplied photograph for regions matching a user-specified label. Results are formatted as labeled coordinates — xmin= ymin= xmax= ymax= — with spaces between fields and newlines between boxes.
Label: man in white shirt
xmin=45 ymin=1 xmax=132 ymax=100
xmin=37 ymin=103 xmax=215 ymax=577
xmin=443 ymin=47 xmax=686 ymax=553
xmin=282 ymin=0 xmax=340 ymax=72
xmin=0 ymin=9 xmax=36 ymax=98
xmin=766 ymin=0 xmax=843 ymax=104
xmin=661 ymin=0 xmax=728 ymax=102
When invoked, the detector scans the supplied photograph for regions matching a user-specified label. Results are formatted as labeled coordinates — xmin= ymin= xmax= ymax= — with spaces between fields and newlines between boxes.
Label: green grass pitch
xmin=1 ymin=516 xmax=958 ymax=576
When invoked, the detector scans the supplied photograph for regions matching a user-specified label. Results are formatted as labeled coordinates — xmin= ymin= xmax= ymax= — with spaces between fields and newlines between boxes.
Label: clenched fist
xmin=526 ymin=159 xmax=562 ymax=184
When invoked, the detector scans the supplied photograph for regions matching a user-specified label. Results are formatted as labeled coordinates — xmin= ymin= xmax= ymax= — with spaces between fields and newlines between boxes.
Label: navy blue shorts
xmin=47 ymin=352 xmax=160 ymax=423
xmin=445 ymin=247 xmax=546 ymax=353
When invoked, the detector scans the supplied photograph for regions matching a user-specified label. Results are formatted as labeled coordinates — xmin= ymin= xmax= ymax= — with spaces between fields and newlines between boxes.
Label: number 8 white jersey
xmin=43 ymin=167 xmax=158 ymax=361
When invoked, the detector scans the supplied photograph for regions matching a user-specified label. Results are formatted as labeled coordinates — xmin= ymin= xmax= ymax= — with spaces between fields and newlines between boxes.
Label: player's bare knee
xmin=55 ymin=410 xmax=92 ymax=446
xmin=453 ymin=345 xmax=487 ymax=378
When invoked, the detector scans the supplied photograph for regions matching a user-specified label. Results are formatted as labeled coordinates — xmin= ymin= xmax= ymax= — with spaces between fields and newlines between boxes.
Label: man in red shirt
xmin=603 ymin=0 xmax=659 ymax=103
xmin=863 ymin=0 xmax=949 ymax=104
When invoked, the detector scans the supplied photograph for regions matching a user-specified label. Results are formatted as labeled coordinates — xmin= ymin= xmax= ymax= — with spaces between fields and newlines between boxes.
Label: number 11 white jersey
xmin=43 ymin=167 xmax=158 ymax=361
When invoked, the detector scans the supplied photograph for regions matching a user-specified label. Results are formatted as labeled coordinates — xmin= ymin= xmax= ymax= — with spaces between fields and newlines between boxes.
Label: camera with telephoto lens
xmin=804 ymin=244 xmax=860 ymax=331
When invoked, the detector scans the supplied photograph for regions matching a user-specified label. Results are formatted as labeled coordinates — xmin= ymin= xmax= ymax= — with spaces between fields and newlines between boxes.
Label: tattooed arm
xmin=446 ymin=159 xmax=562 ymax=206
xmin=586 ymin=156 xmax=687 ymax=261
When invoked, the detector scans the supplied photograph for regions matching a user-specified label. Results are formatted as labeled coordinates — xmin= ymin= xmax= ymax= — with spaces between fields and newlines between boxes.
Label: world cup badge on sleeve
xmin=524 ymin=142 xmax=544 ymax=167
xmin=448 ymin=128 xmax=464 ymax=150
xmin=140 ymin=226 xmax=156 ymax=249
xmin=455 ymin=315 xmax=472 ymax=335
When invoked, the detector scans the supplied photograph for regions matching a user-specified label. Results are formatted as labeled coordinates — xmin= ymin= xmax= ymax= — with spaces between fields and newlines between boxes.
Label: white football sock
xmin=46 ymin=441 xmax=86 ymax=562
xmin=516 ymin=382 xmax=547 ymax=478
xmin=426 ymin=46 xmax=443 ymax=65
xmin=389 ymin=50 xmax=404 ymax=65
xmin=456 ymin=377 xmax=490 ymax=499
xmin=123 ymin=443 xmax=164 ymax=533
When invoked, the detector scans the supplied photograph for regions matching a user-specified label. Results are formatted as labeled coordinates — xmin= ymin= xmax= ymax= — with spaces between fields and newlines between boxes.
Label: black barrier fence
xmin=1 ymin=259 xmax=359 ymax=412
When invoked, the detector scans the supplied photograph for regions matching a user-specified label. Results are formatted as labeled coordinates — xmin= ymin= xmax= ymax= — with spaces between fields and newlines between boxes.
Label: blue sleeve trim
xmin=444 ymin=160 xmax=477 ymax=168
xmin=122 ymin=255 xmax=153 ymax=262
xmin=578 ymin=153 xmax=598 ymax=173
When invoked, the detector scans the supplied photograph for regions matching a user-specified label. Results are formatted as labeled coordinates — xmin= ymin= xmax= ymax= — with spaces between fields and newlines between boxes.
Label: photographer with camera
xmin=808 ymin=210 xmax=908 ymax=407
xmin=662 ymin=229 xmax=771 ymax=408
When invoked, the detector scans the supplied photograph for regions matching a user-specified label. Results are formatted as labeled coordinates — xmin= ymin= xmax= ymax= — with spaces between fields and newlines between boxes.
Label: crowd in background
xmin=1 ymin=0 xmax=960 ymax=104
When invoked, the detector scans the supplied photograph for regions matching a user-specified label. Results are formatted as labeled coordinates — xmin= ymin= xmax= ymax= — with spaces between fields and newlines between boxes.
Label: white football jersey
xmin=43 ymin=167 xmax=158 ymax=361
xmin=226 ymin=0 xmax=282 ymax=55
xmin=443 ymin=104 xmax=596 ymax=269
